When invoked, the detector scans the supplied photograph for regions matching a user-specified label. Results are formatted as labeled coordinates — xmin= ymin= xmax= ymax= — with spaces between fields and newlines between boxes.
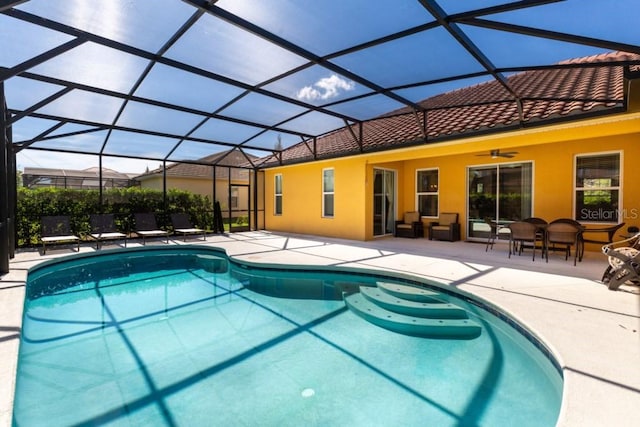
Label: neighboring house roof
xmin=22 ymin=166 xmax=137 ymax=188
xmin=259 ymin=51 xmax=640 ymax=167
xmin=23 ymin=167 xmax=134 ymax=180
xmin=136 ymin=149 xmax=259 ymax=181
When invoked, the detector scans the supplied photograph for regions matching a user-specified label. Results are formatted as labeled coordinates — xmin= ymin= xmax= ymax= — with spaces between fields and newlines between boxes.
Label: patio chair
xmin=428 ymin=212 xmax=460 ymax=241
xmin=507 ymin=221 xmax=540 ymax=261
xmin=394 ymin=211 xmax=423 ymax=238
xmin=40 ymin=215 xmax=80 ymax=255
xmin=170 ymin=213 xmax=206 ymax=241
xmin=601 ymin=231 xmax=640 ymax=290
xmin=134 ymin=213 xmax=169 ymax=245
xmin=545 ymin=221 xmax=583 ymax=265
xmin=89 ymin=214 xmax=127 ymax=249
xmin=483 ymin=217 xmax=503 ymax=251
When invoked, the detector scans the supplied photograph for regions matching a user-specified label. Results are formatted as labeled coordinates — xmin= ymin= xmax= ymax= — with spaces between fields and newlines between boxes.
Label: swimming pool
xmin=14 ymin=246 xmax=562 ymax=426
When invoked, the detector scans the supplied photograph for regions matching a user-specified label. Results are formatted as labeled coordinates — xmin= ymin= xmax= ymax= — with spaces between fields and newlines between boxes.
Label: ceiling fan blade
xmin=475 ymin=149 xmax=518 ymax=158
xmin=500 ymin=151 xmax=518 ymax=158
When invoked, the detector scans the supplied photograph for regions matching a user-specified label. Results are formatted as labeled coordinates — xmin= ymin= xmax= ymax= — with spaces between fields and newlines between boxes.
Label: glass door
xmin=373 ymin=169 xmax=395 ymax=236
xmin=467 ymin=162 xmax=532 ymax=240
xmin=229 ymin=184 xmax=250 ymax=232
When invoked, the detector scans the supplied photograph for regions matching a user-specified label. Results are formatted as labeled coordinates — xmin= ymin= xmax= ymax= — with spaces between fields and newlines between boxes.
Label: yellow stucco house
xmin=259 ymin=52 xmax=640 ymax=252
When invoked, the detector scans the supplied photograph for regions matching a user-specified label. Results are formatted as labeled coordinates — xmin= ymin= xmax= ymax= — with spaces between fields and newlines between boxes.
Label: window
xmin=575 ymin=152 xmax=620 ymax=223
xmin=231 ymin=188 xmax=239 ymax=209
xmin=468 ymin=163 xmax=532 ymax=239
xmin=322 ymin=168 xmax=334 ymax=217
xmin=417 ymin=169 xmax=438 ymax=217
xmin=274 ymin=174 xmax=283 ymax=215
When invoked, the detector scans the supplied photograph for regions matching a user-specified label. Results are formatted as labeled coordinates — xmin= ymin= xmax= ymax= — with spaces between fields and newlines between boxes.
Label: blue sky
xmin=3 ymin=0 xmax=639 ymax=174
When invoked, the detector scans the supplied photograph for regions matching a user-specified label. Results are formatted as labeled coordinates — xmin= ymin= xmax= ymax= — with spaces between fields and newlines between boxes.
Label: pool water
xmin=14 ymin=247 xmax=562 ymax=426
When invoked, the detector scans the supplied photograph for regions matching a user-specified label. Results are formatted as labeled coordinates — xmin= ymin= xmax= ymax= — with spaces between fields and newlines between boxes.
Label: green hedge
xmin=17 ymin=187 xmax=213 ymax=247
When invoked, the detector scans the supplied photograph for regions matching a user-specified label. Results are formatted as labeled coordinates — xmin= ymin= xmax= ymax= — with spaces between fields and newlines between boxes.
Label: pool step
xmin=344 ymin=283 xmax=481 ymax=339
xmin=360 ymin=286 xmax=468 ymax=319
xmin=376 ymin=281 xmax=443 ymax=303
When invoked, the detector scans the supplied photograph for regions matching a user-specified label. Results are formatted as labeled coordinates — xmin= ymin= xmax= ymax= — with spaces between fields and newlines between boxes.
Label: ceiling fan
xmin=476 ymin=149 xmax=519 ymax=159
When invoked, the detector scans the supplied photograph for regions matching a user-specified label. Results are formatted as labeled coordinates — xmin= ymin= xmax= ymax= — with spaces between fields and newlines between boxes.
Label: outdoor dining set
xmin=484 ymin=217 xmax=627 ymax=266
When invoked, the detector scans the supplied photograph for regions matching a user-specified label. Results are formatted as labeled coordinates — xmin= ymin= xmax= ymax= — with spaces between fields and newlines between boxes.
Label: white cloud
xmin=296 ymin=74 xmax=355 ymax=101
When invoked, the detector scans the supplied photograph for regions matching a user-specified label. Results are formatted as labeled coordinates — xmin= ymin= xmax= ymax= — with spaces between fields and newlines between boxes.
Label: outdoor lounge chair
xmin=394 ymin=211 xmax=423 ymax=238
xmin=134 ymin=213 xmax=169 ymax=245
xmin=428 ymin=213 xmax=460 ymax=241
xmin=89 ymin=214 xmax=127 ymax=249
xmin=601 ymin=231 xmax=640 ymax=290
xmin=170 ymin=213 xmax=206 ymax=241
xmin=40 ymin=215 xmax=80 ymax=255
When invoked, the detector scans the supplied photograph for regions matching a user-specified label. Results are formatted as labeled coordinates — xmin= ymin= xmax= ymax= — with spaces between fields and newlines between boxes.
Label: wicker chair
xmin=428 ymin=213 xmax=460 ymax=242
xmin=545 ymin=221 xmax=583 ymax=265
xmin=507 ymin=221 xmax=541 ymax=261
xmin=394 ymin=211 xmax=424 ymax=238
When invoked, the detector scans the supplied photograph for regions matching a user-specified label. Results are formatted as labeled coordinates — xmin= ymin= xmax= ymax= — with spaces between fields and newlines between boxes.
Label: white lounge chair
xmin=134 ymin=213 xmax=169 ymax=245
xmin=40 ymin=215 xmax=80 ymax=254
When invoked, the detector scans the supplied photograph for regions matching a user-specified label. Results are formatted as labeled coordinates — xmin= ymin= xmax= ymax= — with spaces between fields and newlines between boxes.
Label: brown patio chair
xmin=40 ymin=215 xmax=80 ymax=255
xmin=545 ymin=221 xmax=583 ymax=265
xmin=428 ymin=212 xmax=460 ymax=241
xmin=483 ymin=217 xmax=502 ymax=251
xmin=89 ymin=214 xmax=127 ymax=249
xmin=507 ymin=221 xmax=540 ymax=261
xmin=523 ymin=217 xmax=548 ymax=245
xmin=394 ymin=211 xmax=423 ymax=238
xmin=134 ymin=213 xmax=169 ymax=245
xmin=170 ymin=213 xmax=206 ymax=241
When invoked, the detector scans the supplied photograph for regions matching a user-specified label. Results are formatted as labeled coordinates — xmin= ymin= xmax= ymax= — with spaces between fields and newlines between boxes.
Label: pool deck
xmin=1 ymin=231 xmax=638 ymax=427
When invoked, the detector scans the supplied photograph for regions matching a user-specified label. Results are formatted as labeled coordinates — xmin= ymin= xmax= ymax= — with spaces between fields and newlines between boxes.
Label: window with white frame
xmin=575 ymin=152 xmax=620 ymax=223
xmin=322 ymin=168 xmax=334 ymax=217
xmin=231 ymin=188 xmax=239 ymax=208
xmin=274 ymin=174 xmax=283 ymax=215
xmin=417 ymin=168 xmax=439 ymax=217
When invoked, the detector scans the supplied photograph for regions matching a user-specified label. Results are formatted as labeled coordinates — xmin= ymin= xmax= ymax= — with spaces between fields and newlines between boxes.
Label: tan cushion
xmin=403 ymin=211 xmax=420 ymax=224
xmin=397 ymin=224 xmax=412 ymax=229
xmin=438 ymin=213 xmax=457 ymax=226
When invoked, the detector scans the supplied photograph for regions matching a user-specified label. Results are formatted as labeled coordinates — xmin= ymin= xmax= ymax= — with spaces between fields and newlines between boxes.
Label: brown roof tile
xmin=137 ymin=149 xmax=258 ymax=179
xmin=264 ymin=51 xmax=639 ymax=167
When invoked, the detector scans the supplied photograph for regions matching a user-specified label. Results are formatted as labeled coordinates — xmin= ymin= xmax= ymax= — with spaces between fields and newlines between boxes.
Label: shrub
xmin=16 ymin=187 xmax=214 ymax=247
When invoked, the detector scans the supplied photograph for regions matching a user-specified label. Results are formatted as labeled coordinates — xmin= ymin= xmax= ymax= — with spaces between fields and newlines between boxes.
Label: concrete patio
xmin=1 ymin=232 xmax=638 ymax=427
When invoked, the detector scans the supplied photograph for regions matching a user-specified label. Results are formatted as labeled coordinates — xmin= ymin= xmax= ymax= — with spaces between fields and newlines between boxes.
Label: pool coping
xmin=1 ymin=231 xmax=638 ymax=427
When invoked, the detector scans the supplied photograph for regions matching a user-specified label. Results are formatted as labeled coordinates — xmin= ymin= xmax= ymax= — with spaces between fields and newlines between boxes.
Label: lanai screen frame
xmin=2 ymin=0 xmax=640 ymax=273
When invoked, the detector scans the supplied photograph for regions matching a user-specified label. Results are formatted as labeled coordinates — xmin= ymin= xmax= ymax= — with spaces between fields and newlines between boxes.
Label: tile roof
xmin=136 ymin=149 xmax=258 ymax=180
xmin=262 ymin=51 xmax=640 ymax=167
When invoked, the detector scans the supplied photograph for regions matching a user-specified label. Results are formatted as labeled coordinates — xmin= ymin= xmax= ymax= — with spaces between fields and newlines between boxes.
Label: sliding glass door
xmin=373 ymin=169 xmax=395 ymax=236
xmin=468 ymin=162 xmax=532 ymax=240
